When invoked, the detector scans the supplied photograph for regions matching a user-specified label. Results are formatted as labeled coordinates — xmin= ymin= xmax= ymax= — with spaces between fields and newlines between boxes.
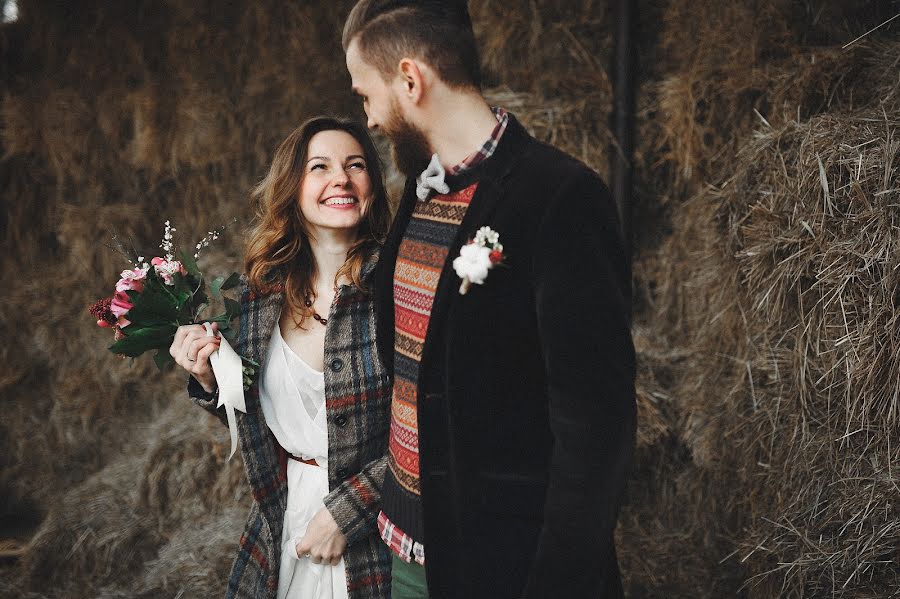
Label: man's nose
xmin=367 ymin=115 xmax=377 ymax=130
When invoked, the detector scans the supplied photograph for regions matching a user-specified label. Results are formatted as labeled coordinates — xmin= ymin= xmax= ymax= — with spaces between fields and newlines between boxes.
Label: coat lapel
xmin=419 ymin=116 xmax=533 ymax=370
xmin=238 ymin=285 xmax=283 ymax=413
xmin=236 ymin=282 xmax=287 ymax=543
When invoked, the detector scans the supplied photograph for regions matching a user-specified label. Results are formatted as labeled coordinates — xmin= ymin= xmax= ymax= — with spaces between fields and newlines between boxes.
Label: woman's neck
xmin=308 ymin=228 xmax=357 ymax=293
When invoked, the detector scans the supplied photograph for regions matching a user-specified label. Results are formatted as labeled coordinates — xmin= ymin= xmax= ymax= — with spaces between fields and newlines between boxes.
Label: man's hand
xmin=295 ymin=507 xmax=347 ymax=566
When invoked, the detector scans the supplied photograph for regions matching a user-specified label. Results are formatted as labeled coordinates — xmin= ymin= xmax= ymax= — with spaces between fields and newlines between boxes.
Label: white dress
xmin=259 ymin=321 xmax=349 ymax=599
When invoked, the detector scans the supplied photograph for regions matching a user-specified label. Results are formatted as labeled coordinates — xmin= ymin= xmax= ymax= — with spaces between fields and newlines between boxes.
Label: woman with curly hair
xmin=169 ymin=116 xmax=393 ymax=599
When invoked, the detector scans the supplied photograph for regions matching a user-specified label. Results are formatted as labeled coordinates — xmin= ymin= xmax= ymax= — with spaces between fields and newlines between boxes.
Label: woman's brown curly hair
xmin=245 ymin=116 xmax=391 ymax=325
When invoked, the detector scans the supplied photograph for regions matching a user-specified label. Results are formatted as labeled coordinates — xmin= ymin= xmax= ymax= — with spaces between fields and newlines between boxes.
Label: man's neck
xmin=423 ymin=93 xmax=498 ymax=170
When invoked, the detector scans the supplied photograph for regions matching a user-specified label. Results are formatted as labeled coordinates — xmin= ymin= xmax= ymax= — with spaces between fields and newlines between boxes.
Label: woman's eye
xmin=349 ymin=162 xmax=367 ymax=170
xmin=310 ymin=163 xmax=326 ymax=171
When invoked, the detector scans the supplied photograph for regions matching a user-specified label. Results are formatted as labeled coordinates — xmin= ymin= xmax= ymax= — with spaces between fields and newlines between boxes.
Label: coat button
xmin=330 ymin=358 xmax=344 ymax=372
xmin=334 ymin=415 xmax=348 ymax=427
xmin=336 ymin=467 xmax=349 ymax=479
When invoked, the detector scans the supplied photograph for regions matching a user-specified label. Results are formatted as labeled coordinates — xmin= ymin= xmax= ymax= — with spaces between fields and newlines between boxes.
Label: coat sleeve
xmin=184 ymin=276 xmax=251 ymax=427
xmin=322 ymin=455 xmax=388 ymax=546
xmin=186 ymin=375 xmax=227 ymax=425
xmin=521 ymin=169 xmax=636 ymax=598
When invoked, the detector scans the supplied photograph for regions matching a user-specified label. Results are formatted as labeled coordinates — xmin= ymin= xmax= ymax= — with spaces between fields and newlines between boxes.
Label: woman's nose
xmin=332 ymin=170 xmax=350 ymax=187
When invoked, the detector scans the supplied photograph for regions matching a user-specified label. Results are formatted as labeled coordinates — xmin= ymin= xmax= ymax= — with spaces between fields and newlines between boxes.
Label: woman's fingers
xmin=294 ymin=508 xmax=346 ymax=566
xmin=191 ymin=339 xmax=220 ymax=373
xmin=188 ymin=335 xmax=219 ymax=362
xmin=170 ymin=324 xmax=207 ymax=360
xmin=295 ymin=540 xmax=311 ymax=561
xmin=169 ymin=324 xmax=222 ymax=393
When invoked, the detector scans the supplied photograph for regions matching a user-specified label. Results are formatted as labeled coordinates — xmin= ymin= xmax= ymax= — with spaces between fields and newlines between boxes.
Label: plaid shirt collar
xmin=446 ymin=106 xmax=509 ymax=176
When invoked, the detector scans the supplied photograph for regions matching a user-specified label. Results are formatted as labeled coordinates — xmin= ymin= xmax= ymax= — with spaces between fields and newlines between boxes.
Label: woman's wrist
xmin=198 ymin=375 xmax=218 ymax=394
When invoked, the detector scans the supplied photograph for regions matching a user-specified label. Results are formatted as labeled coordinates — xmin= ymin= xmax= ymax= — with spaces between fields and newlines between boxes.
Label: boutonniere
xmin=452 ymin=226 xmax=505 ymax=295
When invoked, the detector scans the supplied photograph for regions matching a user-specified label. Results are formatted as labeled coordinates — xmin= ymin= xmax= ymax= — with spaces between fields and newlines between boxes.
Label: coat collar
xmin=241 ymin=247 xmax=379 ymax=377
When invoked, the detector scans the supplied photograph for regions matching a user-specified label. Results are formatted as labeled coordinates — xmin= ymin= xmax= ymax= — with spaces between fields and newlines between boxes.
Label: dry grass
xmin=2 ymin=0 xmax=898 ymax=596
xmin=650 ymin=40 xmax=900 ymax=595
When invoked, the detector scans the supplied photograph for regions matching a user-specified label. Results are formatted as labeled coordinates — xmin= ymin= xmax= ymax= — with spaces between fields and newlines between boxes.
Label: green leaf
xmin=124 ymin=284 xmax=180 ymax=327
xmin=153 ymin=349 xmax=174 ymax=371
xmin=109 ymin=324 xmax=177 ymax=357
xmin=179 ymin=250 xmax=201 ymax=278
xmin=224 ymin=297 xmax=241 ymax=322
xmin=210 ymin=272 xmax=240 ymax=299
xmin=221 ymin=272 xmax=241 ymax=291
xmin=210 ymin=275 xmax=226 ymax=299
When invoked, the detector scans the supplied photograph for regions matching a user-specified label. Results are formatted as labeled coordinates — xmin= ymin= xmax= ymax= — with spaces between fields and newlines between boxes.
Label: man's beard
xmin=382 ymin=99 xmax=432 ymax=178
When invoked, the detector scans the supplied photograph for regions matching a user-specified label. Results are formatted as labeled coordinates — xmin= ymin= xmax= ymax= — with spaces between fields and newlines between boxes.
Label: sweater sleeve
xmin=322 ymin=454 xmax=388 ymax=546
xmin=521 ymin=169 xmax=636 ymax=598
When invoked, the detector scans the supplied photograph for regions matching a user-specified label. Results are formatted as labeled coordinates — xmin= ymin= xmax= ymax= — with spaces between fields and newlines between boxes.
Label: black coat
xmin=374 ymin=114 xmax=636 ymax=599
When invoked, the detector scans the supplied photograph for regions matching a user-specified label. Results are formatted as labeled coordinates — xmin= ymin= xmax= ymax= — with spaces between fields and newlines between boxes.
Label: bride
xmin=170 ymin=116 xmax=393 ymax=599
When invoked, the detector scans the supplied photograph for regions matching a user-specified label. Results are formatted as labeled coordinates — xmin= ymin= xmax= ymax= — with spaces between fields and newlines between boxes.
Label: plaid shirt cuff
xmin=377 ymin=511 xmax=426 ymax=565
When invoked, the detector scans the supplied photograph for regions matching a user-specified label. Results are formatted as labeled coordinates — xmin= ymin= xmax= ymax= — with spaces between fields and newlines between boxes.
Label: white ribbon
xmin=415 ymin=153 xmax=450 ymax=200
xmin=205 ymin=322 xmax=246 ymax=460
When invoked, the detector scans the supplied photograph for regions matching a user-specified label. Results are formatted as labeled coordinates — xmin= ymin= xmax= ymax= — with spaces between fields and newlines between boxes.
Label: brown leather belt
xmin=289 ymin=454 xmax=319 ymax=467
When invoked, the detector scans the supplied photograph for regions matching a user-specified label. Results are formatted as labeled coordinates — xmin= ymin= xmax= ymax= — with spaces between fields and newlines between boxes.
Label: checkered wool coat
xmin=188 ymin=255 xmax=392 ymax=598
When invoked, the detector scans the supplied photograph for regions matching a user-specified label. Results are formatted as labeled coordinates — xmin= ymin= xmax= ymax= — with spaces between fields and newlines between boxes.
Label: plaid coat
xmin=188 ymin=256 xmax=392 ymax=598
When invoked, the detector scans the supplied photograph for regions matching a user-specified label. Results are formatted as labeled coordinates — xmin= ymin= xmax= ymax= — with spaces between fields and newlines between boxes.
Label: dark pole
xmin=611 ymin=0 xmax=635 ymax=266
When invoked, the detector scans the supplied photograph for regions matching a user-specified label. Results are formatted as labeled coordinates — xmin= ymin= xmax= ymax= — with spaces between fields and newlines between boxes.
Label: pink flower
xmin=115 ymin=267 xmax=148 ymax=293
xmin=151 ymin=257 xmax=186 ymax=285
xmin=110 ymin=291 xmax=133 ymax=323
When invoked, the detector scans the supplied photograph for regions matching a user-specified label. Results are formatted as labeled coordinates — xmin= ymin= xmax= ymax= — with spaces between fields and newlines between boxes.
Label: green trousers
xmin=391 ymin=553 xmax=429 ymax=599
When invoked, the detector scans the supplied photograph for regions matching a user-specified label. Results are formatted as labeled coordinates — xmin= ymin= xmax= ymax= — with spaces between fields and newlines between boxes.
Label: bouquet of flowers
xmin=89 ymin=221 xmax=257 ymax=388
xmin=90 ymin=221 xmax=255 ymax=459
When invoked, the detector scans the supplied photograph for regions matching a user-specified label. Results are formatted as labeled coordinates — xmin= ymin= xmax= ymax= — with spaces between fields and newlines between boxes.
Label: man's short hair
xmin=343 ymin=0 xmax=482 ymax=90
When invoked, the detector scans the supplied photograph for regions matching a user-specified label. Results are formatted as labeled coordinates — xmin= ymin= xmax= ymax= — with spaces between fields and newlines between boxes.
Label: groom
xmin=343 ymin=2 xmax=636 ymax=598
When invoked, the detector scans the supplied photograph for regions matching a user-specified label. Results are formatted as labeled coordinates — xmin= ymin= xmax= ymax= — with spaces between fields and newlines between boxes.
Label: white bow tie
xmin=415 ymin=153 xmax=450 ymax=200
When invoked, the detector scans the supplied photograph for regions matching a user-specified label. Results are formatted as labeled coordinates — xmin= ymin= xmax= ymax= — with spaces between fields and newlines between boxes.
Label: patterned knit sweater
xmin=378 ymin=109 xmax=509 ymax=565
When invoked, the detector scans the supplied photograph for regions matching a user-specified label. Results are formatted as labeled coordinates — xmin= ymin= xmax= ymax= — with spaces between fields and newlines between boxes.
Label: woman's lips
xmin=323 ymin=196 xmax=358 ymax=208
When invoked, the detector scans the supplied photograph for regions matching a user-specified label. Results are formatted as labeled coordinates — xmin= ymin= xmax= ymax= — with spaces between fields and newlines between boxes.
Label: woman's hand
xmin=170 ymin=322 xmax=221 ymax=393
xmin=295 ymin=507 xmax=347 ymax=566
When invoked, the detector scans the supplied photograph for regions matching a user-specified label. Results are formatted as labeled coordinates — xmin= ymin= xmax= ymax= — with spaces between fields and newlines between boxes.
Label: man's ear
xmin=397 ymin=58 xmax=425 ymax=104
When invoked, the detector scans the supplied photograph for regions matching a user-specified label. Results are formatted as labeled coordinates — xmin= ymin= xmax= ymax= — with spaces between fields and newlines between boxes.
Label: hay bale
xmin=644 ymin=0 xmax=899 ymax=195
xmin=19 ymin=401 xmax=246 ymax=597
xmin=20 ymin=460 xmax=161 ymax=595
xmin=2 ymin=0 xmax=898 ymax=596
xmin=128 ymin=505 xmax=245 ymax=598
xmin=651 ymin=39 xmax=900 ymax=595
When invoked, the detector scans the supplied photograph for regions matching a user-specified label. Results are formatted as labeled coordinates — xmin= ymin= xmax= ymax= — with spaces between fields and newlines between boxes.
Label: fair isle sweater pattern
xmin=377 ymin=108 xmax=509 ymax=565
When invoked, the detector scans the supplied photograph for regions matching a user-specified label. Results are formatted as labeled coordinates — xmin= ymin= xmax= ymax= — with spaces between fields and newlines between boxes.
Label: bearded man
xmin=343 ymin=2 xmax=636 ymax=598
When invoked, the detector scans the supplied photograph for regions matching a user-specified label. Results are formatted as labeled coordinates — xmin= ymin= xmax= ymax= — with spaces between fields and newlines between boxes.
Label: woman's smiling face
xmin=298 ymin=129 xmax=373 ymax=237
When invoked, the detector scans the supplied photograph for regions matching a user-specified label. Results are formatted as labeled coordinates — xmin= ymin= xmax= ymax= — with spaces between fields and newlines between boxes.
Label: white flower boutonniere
xmin=452 ymin=226 xmax=505 ymax=295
